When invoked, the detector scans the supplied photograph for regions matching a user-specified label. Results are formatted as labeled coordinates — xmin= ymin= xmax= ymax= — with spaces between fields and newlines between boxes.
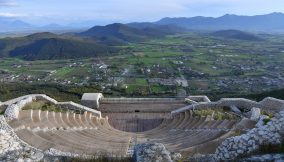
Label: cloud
xmin=0 ymin=12 xmax=26 ymax=17
xmin=0 ymin=0 xmax=17 ymax=7
xmin=1 ymin=0 xmax=284 ymax=25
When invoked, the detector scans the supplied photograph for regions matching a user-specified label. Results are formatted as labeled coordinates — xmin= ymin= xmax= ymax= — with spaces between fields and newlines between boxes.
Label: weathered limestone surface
xmin=188 ymin=154 xmax=216 ymax=162
xmin=230 ymin=105 xmax=242 ymax=114
xmin=0 ymin=115 xmax=43 ymax=161
xmin=259 ymin=97 xmax=284 ymax=112
xmin=134 ymin=143 xmax=175 ymax=162
xmin=0 ymin=115 xmax=89 ymax=161
xmin=4 ymin=96 xmax=34 ymax=120
xmin=241 ymin=154 xmax=284 ymax=162
xmin=249 ymin=107 xmax=261 ymax=120
xmin=215 ymin=110 xmax=284 ymax=161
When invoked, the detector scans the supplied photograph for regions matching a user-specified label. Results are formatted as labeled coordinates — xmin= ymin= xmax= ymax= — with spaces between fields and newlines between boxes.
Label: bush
xmin=257 ymin=139 xmax=284 ymax=154
xmin=239 ymin=139 xmax=284 ymax=160
xmin=22 ymin=101 xmax=68 ymax=113
xmin=194 ymin=108 xmax=239 ymax=120
xmin=263 ymin=118 xmax=271 ymax=125
xmin=69 ymin=156 xmax=132 ymax=162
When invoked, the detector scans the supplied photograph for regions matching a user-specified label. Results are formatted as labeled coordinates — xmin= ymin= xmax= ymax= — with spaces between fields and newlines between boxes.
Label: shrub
xmin=257 ymin=139 xmax=284 ymax=154
xmin=263 ymin=118 xmax=271 ymax=125
xmin=69 ymin=156 xmax=132 ymax=162
xmin=22 ymin=101 xmax=68 ymax=113
xmin=194 ymin=108 xmax=239 ymax=120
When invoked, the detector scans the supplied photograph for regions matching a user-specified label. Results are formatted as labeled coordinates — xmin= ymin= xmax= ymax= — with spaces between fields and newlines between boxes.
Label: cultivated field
xmin=1 ymin=33 xmax=284 ymax=101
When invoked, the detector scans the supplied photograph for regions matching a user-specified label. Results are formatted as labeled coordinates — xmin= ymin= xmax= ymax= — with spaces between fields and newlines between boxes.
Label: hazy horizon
xmin=1 ymin=0 xmax=284 ymax=26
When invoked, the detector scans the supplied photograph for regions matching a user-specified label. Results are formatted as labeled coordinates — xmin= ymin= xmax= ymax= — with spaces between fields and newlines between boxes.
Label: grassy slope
xmin=0 ymin=83 xmax=101 ymax=103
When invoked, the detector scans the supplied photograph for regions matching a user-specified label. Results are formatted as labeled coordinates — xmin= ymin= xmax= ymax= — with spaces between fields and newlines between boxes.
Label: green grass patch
xmin=125 ymin=84 xmax=149 ymax=96
xmin=22 ymin=100 xmax=68 ymax=113
xmin=0 ymin=110 xmax=5 ymax=115
xmin=135 ymin=78 xmax=148 ymax=85
xmin=195 ymin=108 xmax=239 ymax=120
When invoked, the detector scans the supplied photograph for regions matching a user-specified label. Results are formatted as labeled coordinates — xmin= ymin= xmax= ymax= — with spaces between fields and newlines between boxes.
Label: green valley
xmin=1 ymin=31 xmax=284 ymax=101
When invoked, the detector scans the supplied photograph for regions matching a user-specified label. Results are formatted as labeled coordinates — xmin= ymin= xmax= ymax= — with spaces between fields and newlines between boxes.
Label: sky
xmin=1 ymin=0 xmax=284 ymax=25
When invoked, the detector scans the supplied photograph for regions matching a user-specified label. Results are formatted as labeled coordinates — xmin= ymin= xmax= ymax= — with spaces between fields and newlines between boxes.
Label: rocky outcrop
xmin=240 ymin=154 xmax=284 ymax=162
xmin=188 ymin=154 xmax=216 ymax=162
xmin=170 ymin=152 xmax=182 ymax=161
xmin=215 ymin=110 xmax=284 ymax=161
xmin=2 ymin=147 xmax=45 ymax=162
xmin=0 ymin=129 xmax=21 ymax=155
xmin=4 ymin=96 xmax=34 ymax=120
xmin=249 ymin=107 xmax=261 ymax=120
xmin=230 ymin=105 xmax=242 ymax=114
xmin=44 ymin=148 xmax=87 ymax=158
xmin=4 ymin=104 xmax=20 ymax=121
xmin=0 ymin=115 xmax=89 ymax=161
xmin=0 ymin=115 xmax=45 ymax=161
xmin=134 ymin=143 xmax=173 ymax=162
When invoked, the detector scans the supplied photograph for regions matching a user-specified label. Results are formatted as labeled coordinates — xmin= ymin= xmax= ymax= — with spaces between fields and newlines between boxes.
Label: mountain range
xmin=0 ymin=13 xmax=281 ymax=60
xmin=78 ymin=23 xmax=186 ymax=45
xmin=0 ymin=23 xmax=187 ymax=60
xmin=0 ymin=17 xmax=82 ymax=33
xmin=155 ymin=12 xmax=284 ymax=32
xmin=0 ymin=17 xmax=32 ymax=32
xmin=2 ymin=12 xmax=284 ymax=33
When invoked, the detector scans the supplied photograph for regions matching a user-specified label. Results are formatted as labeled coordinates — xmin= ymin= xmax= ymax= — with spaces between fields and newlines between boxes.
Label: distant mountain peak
xmin=268 ymin=12 xmax=284 ymax=15
xmin=156 ymin=12 xmax=284 ymax=32
xmin=220 ymin=14 xmax=238 ymax=18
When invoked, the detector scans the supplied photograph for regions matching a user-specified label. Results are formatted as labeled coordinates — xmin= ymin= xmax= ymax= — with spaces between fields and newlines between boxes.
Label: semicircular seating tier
xmin=4 ymin=94 xmax=278 ymax=157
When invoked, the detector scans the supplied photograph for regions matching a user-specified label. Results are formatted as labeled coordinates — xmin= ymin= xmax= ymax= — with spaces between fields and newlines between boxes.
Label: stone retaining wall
xmin=259 ymin=97 xmax=284 ymax=112
xmin=4 ymin=96 xmax=34 ymax=120
xmin=1 ymin=94 xmax=101 ymax=118
xmin=215 ymin=111 xmax=284 ymax=161
xmin=171 ymin=97 xmax=284 ymax=115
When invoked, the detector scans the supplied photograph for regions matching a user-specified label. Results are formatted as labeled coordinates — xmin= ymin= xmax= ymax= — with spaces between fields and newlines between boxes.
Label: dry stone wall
xmin=215 ymin=110 xmax=284 ymax=161
xmin=4 ymin=96 xmax=34 ymax=120
xmin=259 ymin=97 xmax=284 ymax=112
xmin=241 ymin=154 xmax=284 ymax=161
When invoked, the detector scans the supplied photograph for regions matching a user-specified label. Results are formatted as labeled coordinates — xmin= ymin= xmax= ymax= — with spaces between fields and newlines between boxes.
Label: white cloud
xmin=0 ymin=12 xmax=26 ymax=17
xmin=1 ymin=0 xmax=284 ymax=24
xmin=0 ymin=0 xmax=17 ymax=7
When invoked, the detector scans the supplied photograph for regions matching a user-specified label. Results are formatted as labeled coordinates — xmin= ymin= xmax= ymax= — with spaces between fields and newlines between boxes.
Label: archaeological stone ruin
xmin=0 ymin=93 xmax=284 ymax=161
